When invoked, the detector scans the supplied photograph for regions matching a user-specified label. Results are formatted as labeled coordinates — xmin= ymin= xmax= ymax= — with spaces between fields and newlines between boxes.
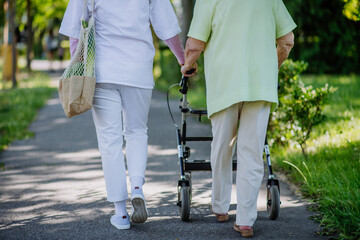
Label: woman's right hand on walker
xmin=181 ymin=63 xmax=197 ymax=77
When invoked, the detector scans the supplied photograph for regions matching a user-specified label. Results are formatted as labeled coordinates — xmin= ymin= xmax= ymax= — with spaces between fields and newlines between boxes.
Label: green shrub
xmin=268 ymin=60 xmax=336 ymax=158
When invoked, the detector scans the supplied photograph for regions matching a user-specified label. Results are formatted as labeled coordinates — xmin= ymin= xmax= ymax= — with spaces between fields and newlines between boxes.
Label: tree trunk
xmin=180 ymin=0 xmax=194 ymax=46
xmin=26 ymin=0 xmax=32 ymax=73
xmin=9 ymin=0 xmax=17 ymax=88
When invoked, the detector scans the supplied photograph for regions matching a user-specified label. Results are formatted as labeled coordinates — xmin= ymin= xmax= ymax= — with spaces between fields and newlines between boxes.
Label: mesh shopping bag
xmin=59 ymin=1 xmax=96 ymax=118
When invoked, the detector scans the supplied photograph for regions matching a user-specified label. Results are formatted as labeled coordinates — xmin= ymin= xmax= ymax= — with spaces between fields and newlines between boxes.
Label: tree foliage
xmin=16 ymin=0 xmax=67 ymax=33
xmin=2 ymin=0 xmax=68 ymax=57
xmin=343 ymin=0 xmax=360 ymax=21
xmin=285 ymin=0 xmax=360 ymax=74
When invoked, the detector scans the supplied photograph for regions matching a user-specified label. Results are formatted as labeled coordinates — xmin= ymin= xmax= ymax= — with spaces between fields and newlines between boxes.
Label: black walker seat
xmin=167 ymin=75 xmax=281 ymax=222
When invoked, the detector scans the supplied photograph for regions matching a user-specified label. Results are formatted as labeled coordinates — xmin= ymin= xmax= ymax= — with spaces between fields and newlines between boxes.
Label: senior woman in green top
xmin=181 ymin=0 xmax=296 ymax=237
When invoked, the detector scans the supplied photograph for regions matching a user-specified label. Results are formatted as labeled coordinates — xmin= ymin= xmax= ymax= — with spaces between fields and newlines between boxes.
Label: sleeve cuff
xmin=155 ymin=26 xmax=181 ymax=41
xmin=187 ymin=31 xmax=209 ymax=43
xmin=59 ymin=28 xmax=80 ymax=39
xmin=276 ymin=23 xmax=297 ymax=39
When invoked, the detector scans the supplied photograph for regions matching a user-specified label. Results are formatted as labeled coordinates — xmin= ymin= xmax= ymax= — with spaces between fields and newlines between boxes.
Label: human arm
xmin=59 ymin=0 xmax=84 ymax=59
xmin=69 ymin=37 xmax=79 ymax=58
xmin=164 ymin=35 xmax=185 ymax=65
xmin=59 ymin=0 xmax=84 ymax=39
xmin=181 ymin=37 xmax=206 ymax=77
xmin=276 ymin=31 xmax=294 ymax=69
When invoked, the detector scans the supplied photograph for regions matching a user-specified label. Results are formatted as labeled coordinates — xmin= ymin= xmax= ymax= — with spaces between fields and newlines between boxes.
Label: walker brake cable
xmin=167 ymin=83 xmax=181 ymax=129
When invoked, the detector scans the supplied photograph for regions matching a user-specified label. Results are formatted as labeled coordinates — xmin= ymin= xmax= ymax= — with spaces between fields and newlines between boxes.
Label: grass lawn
xmin=0 ymin=71 xmax=56 ymax=157
xmin=273 ymin=74 xmax=360 ymax=239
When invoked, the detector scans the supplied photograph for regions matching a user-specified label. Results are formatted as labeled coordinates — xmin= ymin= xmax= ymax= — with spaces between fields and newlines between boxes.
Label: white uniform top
xmin=59 ymin=0 xmax=181 ymax=89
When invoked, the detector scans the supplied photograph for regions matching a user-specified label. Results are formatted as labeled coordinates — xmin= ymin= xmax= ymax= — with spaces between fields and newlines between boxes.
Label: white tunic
xmin=59 ymin=0 xmax=181 ymax=89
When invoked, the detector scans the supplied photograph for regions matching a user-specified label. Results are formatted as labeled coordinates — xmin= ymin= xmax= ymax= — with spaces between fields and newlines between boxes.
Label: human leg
xmin=235 ymin=101 xmax=271 ymax=228
xmin=92 ymin=87 xmax=130 ymax=229
xmin=92 ymin=87 xmax=128 ymax=202
xmin=210 ymin=103 xmax=241 ymax=216
xmin=112 ymin=199 xmax=130 ymax=230
xmin=119 ymin=85 xmax=152 ymax=223
xmin=120 ymin=85 xmax=152 ymax=186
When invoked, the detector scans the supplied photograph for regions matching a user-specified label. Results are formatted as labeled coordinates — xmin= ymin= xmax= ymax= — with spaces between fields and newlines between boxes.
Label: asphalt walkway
xmin=0 ymin=61 xmax=326 ymax=239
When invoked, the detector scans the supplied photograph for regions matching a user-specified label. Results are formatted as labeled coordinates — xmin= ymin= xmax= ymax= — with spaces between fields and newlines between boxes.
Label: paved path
xmin=0 ymin=63 xmax=325 ymax=239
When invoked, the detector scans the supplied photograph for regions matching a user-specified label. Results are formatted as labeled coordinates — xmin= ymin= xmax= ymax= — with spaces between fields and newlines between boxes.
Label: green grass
xmin=273 ymin=74 xmax=360 ymax=239
xmin=0 ymin=71 xmax=56 ymax=154
xmin=302 ymin=74 xmax=360 ymax=122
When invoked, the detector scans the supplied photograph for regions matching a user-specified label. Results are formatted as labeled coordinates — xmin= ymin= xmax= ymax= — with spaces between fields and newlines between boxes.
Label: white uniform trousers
xmin=210 ymin=101 xmax=271 ymax=226
xmin=91 ymin=84 xmax=152 ymax=202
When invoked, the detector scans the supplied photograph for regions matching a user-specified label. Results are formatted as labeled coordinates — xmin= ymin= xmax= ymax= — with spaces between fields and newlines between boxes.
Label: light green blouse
xmin=188 ymin=0 xmax=296 ymax=117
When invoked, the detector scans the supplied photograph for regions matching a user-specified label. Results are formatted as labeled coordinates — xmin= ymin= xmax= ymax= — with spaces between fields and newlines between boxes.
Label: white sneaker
xmin=131 ymin=188 xmax=148 ymax=223
xmin=110 ymin=214 xmax=130 ymax=230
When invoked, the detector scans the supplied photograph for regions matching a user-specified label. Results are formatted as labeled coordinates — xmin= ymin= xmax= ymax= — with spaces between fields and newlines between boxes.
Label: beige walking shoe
xmin=211 ymin=209 xmax=229 ymax=222
xmin=233 ymin=222 xmax=254 ymax=238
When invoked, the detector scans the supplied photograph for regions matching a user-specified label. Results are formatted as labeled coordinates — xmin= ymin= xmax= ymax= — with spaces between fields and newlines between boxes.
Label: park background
xmin=0 ymin=0 xmax=359 ymax=239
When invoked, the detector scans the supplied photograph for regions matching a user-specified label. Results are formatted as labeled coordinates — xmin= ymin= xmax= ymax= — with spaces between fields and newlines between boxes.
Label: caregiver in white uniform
xmin=59 ymin=0 xmax=184 ymax=230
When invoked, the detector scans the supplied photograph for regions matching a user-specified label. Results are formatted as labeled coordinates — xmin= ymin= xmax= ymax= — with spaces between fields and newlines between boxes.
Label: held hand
xmin=181 ymin=63 xmax=198 ymax=77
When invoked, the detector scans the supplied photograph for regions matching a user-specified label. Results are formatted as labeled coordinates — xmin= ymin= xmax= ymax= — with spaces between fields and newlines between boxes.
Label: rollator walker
xmin=167 ymin=74 xmax=281 ymax=222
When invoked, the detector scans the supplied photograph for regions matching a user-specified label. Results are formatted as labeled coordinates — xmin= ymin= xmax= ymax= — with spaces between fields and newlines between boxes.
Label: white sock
xmin=131 ymin=176 xmax=144 ymax=191
xmin=114 ymin=200 xmax=127 ymax=217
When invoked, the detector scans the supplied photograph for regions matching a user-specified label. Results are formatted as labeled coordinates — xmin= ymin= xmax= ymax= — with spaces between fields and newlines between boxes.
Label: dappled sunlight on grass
xmin=307 ymin=117 xmax=360 ymax=152
xmin=301 ymin=74 xmax=360 ymax=119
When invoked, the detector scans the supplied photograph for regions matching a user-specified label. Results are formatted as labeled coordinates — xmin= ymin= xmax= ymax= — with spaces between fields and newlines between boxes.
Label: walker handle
xmin=179 ymin=69 xmax=196 ymax=94
xmin=186 ymin=69 xmax=196 ymax=75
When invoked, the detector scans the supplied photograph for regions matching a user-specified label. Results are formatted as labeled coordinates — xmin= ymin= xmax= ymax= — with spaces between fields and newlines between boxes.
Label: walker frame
xmin=167 ymin=75 xmax=281 ymax=222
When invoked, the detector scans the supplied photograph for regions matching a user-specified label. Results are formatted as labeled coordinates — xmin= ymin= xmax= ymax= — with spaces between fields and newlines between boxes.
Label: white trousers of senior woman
xmin=210 ymin=101 xmax=271 ymax=226
xmin=91 ymin=84 xmax=152 ymax=202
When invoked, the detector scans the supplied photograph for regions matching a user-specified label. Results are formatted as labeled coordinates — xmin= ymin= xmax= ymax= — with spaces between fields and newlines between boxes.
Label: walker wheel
xmin=267 ymin=185 xmax=280 ymax=220
xmin=178 ymin=182 xmax=190 ymax=221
